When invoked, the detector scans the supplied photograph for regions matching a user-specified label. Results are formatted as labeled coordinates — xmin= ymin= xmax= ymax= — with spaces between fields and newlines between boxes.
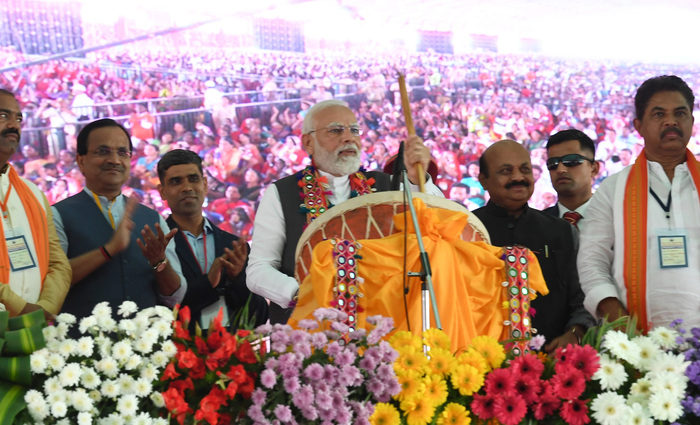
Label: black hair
xmin=157 ymin=149 xmax=203 ymax=182
xmin=635 ymin=75 xmax=695 ymax=120
xmin=546 ymin=129 xmax=596 ymax=156
xmin=76 ymin=118 xmax=132 ymax=155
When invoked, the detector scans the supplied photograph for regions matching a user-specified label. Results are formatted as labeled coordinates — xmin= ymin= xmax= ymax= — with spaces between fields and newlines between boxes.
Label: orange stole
xmin=288 ymin=199 xmax=548 ymax=353
xmin=624 ymin=150 xmax=700 ymax=332
xmin=0 ymin=166 xmax=49 ymax=284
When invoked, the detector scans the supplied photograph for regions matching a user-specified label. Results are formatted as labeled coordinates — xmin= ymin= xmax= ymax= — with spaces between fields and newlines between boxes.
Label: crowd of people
xmin=4 ymin=44 xmax=700 ymax=243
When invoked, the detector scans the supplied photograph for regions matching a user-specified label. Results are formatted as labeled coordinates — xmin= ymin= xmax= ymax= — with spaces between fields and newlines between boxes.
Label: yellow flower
xmin=370 ymin=403 xmax=401 ymax=425
xmin=395 ymin=346 xmax=429 ymax=374
xmin=423 ymin=374 xmax=448 ymax=406
xmin=401 ymin=396 xmax=436 ymax=425
xmin=451 ymin=364 xmax=485 ymax=396
xmin=456 ymin=349 xmax=489 ymax=375
xmin=423 ymin=328 xmax=451 ymax=351
xmin=390 ymin=330 xmax=422 ymax=349
xmin=469 ymin=335 xmax=505 ymax=370
xmin=437 ymin=403 xmax=472 ymax=425
xmin=428 ymin=347 xmax=457 ymax=376
xmin=396 ymin=369 xmax=424 ymax=401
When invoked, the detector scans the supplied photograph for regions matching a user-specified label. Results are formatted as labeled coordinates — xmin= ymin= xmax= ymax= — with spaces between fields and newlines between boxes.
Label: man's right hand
xmin=597 ymin=297 xmax=628 ymax=323
xmin=207 ymin=256 xmax=235 ymax=288
xmin=105 ymin=196 xmax=138 ymax=255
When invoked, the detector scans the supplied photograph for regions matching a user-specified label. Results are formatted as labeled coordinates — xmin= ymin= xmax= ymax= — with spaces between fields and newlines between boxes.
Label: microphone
xmin=390 ymin=141 xmax=406 ymax=191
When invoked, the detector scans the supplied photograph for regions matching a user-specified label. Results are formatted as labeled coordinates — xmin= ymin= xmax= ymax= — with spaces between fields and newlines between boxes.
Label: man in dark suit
xmin=543 ymin=129 xmax=599 ymax=232
xmin=157 ymin=149 xmax=268 ymax=331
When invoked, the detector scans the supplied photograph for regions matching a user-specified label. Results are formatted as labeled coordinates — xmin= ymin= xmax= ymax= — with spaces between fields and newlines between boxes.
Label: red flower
xmin=169 ymin=378 xmax=194 ymax=393
xmin=510 ymin=353 xmax=544 ymax=380
xmin=532 ymin=381 xmax=561 ymax=420
xmin=560 ymin=399 xmax=591 ymax=425
xmin=194 ymin=387 xmax=227 ymax=424
xmin=238 ymin=372 xmax=255 ymax=399
xmin=225 ymin=381 xmax=239 ymax=399
xmin=177 ymin=349 xmax=199 ymax=370
xmin=237 ymin=329 xmax=251 ymax=337
xmin=234 ymin=340 xmax=257 ymax=364
xmin=225 ymin=364 xmax=249 ymax=384
xmin=566 ymin=344 xmax=600 ymax=380
xmin=470 ymin=393 xmax=496 ymax=419
xmin=178 ymin=305 xmax=192 ymax=327
xmin=512 ymin=375 xmax=541 ymax=405
xmin=195 ymin=336 xmax=210 ymax=355
xmin=162 ymin=362 xmax=180 ymax=380
xmin=162 ymin=387 xmax=193 ymax=424
xmin=174 ymin=321 xmax=191 ymax=341
xmin=551 ymin=367 xmax=586 ymax=400
xmin=493 ymin=394 xmax=527 ymax=425
xmin=190 ymin=357 xmax=207 ymax=380
xmin=483 ymin=368 xmax=514 ymax=397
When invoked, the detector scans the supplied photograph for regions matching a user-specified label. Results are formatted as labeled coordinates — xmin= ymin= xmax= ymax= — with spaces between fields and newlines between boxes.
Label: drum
xmin=294 ymin=192 xmax=490 ymax=283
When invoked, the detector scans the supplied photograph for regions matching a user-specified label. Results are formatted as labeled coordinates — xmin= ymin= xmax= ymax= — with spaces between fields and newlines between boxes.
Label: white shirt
xmin=52 ymin=188 xmax=187 ymax=307
xmin=0 ymin=171 xmax=46 ymax=306
xmin=578 ymin=161 xmax=700 ymax=329
xmin=555 ymin=199 xmax=591 ymax=234
xmin=246 ymin=170 xmax=444 ymax=308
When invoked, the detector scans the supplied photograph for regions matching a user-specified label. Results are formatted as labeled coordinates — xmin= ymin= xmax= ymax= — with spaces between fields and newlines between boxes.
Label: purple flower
xmin=261 ymin=369 xmax=278 ymax=389
xmin=348 ymin=328 xmax=367 ymax=340
xmin=316 ymin=391 xmax=333 ymax=410
xmin=304 ymin=363 xmax=324 ymax=381
xmin=300 ymin=407 xmax=319 ymax=421
xmin=292 ymin=384 xmax=314 ymax=409
xmin=274 ymin=405 xmax=292 ymax=423
xmin=326 ymin=341 xmax=343 ymax=357
xmin=284 ymin=376 xmax=301 ymax=393
xmin=248 ymin=405 xmax=265 ymax=422
xmin=313 ymin=308 xmax=338 ymax=322
xmin=378 ymin=340 xmax=399 ymax=363
xmin=334 ymin=349 xmax=356 ymax=367
xmin=359 ymin=355 xmax=377 ymax=371
xmin=310 ymin=332 xmax=328 ymax=349
xmin=252 ymin=388 xmax=267 ymax=405
xmin=375 ymin=363 xmax=396 ymax=382
xmin=528 ymin=334 xmax=546 ymax=350
xmin=340 ymin=365 xmax=363 ymax=387
xmin=335 ymin=405 xmax=352 ymax=423
xmin=331 ymin=321 xmax=350 ymax=334
xmin=318 ymin=407 xmax=335 ymax=422
xmin=366 ymin=377 xmax=385 ymax=395
xmin=297 ymin=319 xmax=319 ymax=330
xmin=292 ymin=341 xmax=312 ymax=358
xmin=323 ymin=364 xmax=339 ymax=383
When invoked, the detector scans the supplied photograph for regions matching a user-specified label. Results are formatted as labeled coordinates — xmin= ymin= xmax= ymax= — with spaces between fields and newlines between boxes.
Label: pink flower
xmin=484 ymin=368 xmax=515 ymax=397
xmin=260 ymin=369 xmax=277 ymax=388
xmin=560 ymin=399 xmax=591 ymax=425
xmin=471 ymin=393 xmax=497 ymax=419
xmin=494 ymin=394 xmax=527 ymax=425
xmin=510 ymin=353 xmax=544 ymax=380
xmin=551 ymin=367 xmax=586 ymax=400
xmin=274 ymin=404 xmax=292 ymax=422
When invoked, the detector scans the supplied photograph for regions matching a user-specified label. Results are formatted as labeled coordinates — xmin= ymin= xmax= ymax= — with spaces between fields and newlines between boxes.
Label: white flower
xmin=150 ymin=391 xmax=165 ymax=408
xmin=81 ymin=366 xmax=102 ymax=389
xmin=70 ymin=388 xmax=94 ymax=412
xmin=648 ymin=370 xmax=688 ymax=399
xmin=88 ymin=389 xmax=102 ymax=403
xmin=161 ymin=340 xmax=177 ymax=357
xmin=133 ymin=412 xmax=154 ymax=425
xmin=78 ymin=411 xmax=93 ymax=425
xmin=118 ymin=300 xmax=138 ymax=317
xmin=626 ymin=403 xmax=653 ymax=425
xmin=125 ymin=354 xmax=143 ymax=370
xmin=134 ymin=378 xmax=153 ymax=398
xmin=112 ymin=340 xmax=134 ymax=361
xmin=118 ymin=374 xmax=136 ymax=395
xmin=48 ymin=353 xmax=66 ymax=370
xmin=134 ymin=338 xmax=154 ymax=354
xmin=55 ymin=322 xmax=69 ymax=339
xmin=58 ymin=340 xmax=77 ymax=358
xmin=98 ymin=316 xmax=117 ymax=332
xmin=648 ymin=351 xmax=690 ymax=376
xmin=647 ymin=327 xmax=680 ymax=350
xmin=50 ymin=400 xmax=68 ymax=418
xmin=153 ymin=319 xmax=173 ymax=338
xmin=648 ymin=388 xmax=684 ymax=421
xmin=96 ymin=335 xmax=113 ymax=357
xmin=150 ymin=351 xmax=170 ymax=368
xmin=24 ymin=389 xmax=44 ymax=405
xmin=100 ymin=379 xmax=121 ymax=399
xmin=628 ymin=377 xmax=652 ymax=406
xmin=27 ymin=400 xmax=49 ymax=420
xmin=92 ymin=302 xmax=112 ymax=318
xmin=79 ymin=316 xmax=98 ymax=334
xmin=117 ymin=394 xmax=139 ymax=417
xmin=591 ymin=391 xmax=629 ymax=425
xmin=96 ymin=356 xmax=119 ymax=378
xmin=153 ymin=418 xmax=168 ymax=425
xmin=43 ymin=325 xmax=58 ymax=341
xmin=47 ymin=389 xmax=67 ymax=405
xmin=57 ymin=419 xmax=70 ymax=425
xmin=140 ymin=363 xmax=158 ymax=382
xmin=56 ymin=312 xmax=77 ymax=325
xmin=76 ymin=336 xmax=95 ymax=357
xmin=30 ymin=351 xmax=48 ymax=374
xmin=133 ymin=315 xmax=150 ymax=333
xmin=593 ymin=354 xmax=628 ymax=390
xmin=119 ymin=319 xmax=137 ymax=335
xmin=631 ymin=336 xmax=662 ymax=371
xmin=58 ymin=362 xmax=82 ymax=387
xmin=153 ymin=305 xmax=173 ymax=320
xmin=603 ymin=331 xmax=641 ymax=365
xmin=44 ymin=376 xmax=62 ymax=394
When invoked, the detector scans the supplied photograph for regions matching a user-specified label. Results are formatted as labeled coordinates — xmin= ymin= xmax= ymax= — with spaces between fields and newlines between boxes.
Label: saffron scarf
xmin=623 ymin=149 xmax=700 ymax=332
xmin=0 ymin=166 xmax=49 ymax=285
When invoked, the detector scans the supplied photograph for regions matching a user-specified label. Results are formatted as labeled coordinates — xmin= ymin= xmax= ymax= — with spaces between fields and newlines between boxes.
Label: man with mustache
xmin=52 ymin=119 xmax=186 ymax=319
xmin=473 ymin=140 xmax=594 ymax=352
xmin=543 ymin=129 xmax=600 ymax=232
xmin=0 ymin=89 xmax=71 ymax=317
xmin=247 ymin=99 xmax=442 ymax=323
xmin=579 ymin=75 xmax=700 ymax=331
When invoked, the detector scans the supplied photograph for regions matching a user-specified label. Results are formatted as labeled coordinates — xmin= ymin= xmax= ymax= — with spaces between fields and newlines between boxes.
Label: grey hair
xmin=302 ymin=99 xmax=350 ymax=135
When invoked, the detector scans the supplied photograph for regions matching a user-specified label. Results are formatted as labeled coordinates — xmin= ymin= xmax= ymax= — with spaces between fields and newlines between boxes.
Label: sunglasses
xmin=546 ymin=154 xmax=595 ymax=170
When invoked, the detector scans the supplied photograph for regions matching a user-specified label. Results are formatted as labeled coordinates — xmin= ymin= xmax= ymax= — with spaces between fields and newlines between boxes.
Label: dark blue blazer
xmin=166 ymin=216 xmax=268 ymax=331
xmin=543 ymin=204 xmax=560 ymax=217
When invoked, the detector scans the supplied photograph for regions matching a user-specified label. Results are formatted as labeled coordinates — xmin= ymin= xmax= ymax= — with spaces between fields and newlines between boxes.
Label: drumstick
xmin=398 ymin=73 xmax=426 ymax=193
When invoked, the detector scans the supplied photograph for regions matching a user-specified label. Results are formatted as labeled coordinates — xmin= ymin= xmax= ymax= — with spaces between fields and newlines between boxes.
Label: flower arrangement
xmin=673 ymin=319 xmax=700 ymax=424
xmin=159 ymin=305 xmax=260 ymax=425
xmin=18 ymin=301 xmax=176 ymax=424
xmin=245 ymin=308 xmax=400 ymax=425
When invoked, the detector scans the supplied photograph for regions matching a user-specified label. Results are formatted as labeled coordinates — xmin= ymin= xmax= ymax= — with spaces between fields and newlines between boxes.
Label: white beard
xmin=313 ymin=140 xmax=361 ymax=176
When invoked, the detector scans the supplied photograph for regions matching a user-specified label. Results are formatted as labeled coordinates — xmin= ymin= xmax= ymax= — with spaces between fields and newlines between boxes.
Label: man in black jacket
xmin=157 ymin=149 xmax=268 ymax=331
xmin=473 ymin=140 xmax=595 ymax=352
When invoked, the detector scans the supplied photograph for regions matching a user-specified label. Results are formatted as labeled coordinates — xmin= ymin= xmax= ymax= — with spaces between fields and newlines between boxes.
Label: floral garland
xmin=297 ymin=164 xmax=375 ymax=225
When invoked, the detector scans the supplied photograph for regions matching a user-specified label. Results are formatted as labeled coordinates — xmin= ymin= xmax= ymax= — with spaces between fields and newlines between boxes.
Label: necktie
xmin=563 ymin=211 xmax=583 ymax=228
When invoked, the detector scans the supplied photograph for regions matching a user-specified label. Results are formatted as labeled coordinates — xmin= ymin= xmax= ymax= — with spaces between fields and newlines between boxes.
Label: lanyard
xmin=184 ymin=229 xmax=208 ymax=275
xmin=649 ymin=187 xmax=672 ymax=220
xmin=92 ymin=192 xmax=116 ymax=229
xmin=0 ymin=180 xmax=12 ymax=221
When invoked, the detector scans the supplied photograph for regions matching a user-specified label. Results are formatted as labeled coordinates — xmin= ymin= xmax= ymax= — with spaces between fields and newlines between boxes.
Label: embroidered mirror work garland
xmin=328 ymin=238 xmax=364 ymax=343
xmin=502 ymin=245 xmax=533 ymax=357
xmin=297 ymin=165 xmax=375 ymax=225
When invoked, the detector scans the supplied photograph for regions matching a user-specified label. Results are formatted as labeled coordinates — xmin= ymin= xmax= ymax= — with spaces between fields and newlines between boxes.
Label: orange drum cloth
xmin=289 ymin=199 xmax=548 ymax=353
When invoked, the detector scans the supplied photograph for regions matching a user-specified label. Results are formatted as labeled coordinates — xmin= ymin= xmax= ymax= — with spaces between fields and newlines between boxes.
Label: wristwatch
xmin=152 ymin=257 xmax=168 ymax=272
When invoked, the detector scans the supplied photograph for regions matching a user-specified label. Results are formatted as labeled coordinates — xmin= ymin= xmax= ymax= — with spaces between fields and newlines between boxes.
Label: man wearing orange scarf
xmin=579 ymin=76 xmax=700 ymax=332
xmin=0 ymin=89 xmax=71 ymax=317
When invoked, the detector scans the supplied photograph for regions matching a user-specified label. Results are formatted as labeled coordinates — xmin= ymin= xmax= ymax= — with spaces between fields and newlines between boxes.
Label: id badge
xmin=658 ymin=233 xmax=688 ymax=268
xmin=7 ymin=235 xmax=37 ymax=271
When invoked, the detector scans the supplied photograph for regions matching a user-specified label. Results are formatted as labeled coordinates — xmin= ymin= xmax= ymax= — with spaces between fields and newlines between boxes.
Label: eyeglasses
xmin=546 ymin=154 xmax=595 ymax=170
xmin=91 ymin=147 xmax=132 ymax=158
xmin=308 ymin=125 xmax=363 ymax=137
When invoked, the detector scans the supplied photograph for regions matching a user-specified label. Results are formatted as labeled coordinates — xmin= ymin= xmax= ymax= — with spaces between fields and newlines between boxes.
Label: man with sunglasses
xmin=53 ymin=118 xmax=186 ymax=319
xmin=473 ymin=139 xmax=594 ymax=352
xmin=247 ymin=99 xmax=442 ymax=323
xmin=543 ymin=129 xmax=599 ymax=231
xmin=579 ymin=75 xmax=700 ymax=331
